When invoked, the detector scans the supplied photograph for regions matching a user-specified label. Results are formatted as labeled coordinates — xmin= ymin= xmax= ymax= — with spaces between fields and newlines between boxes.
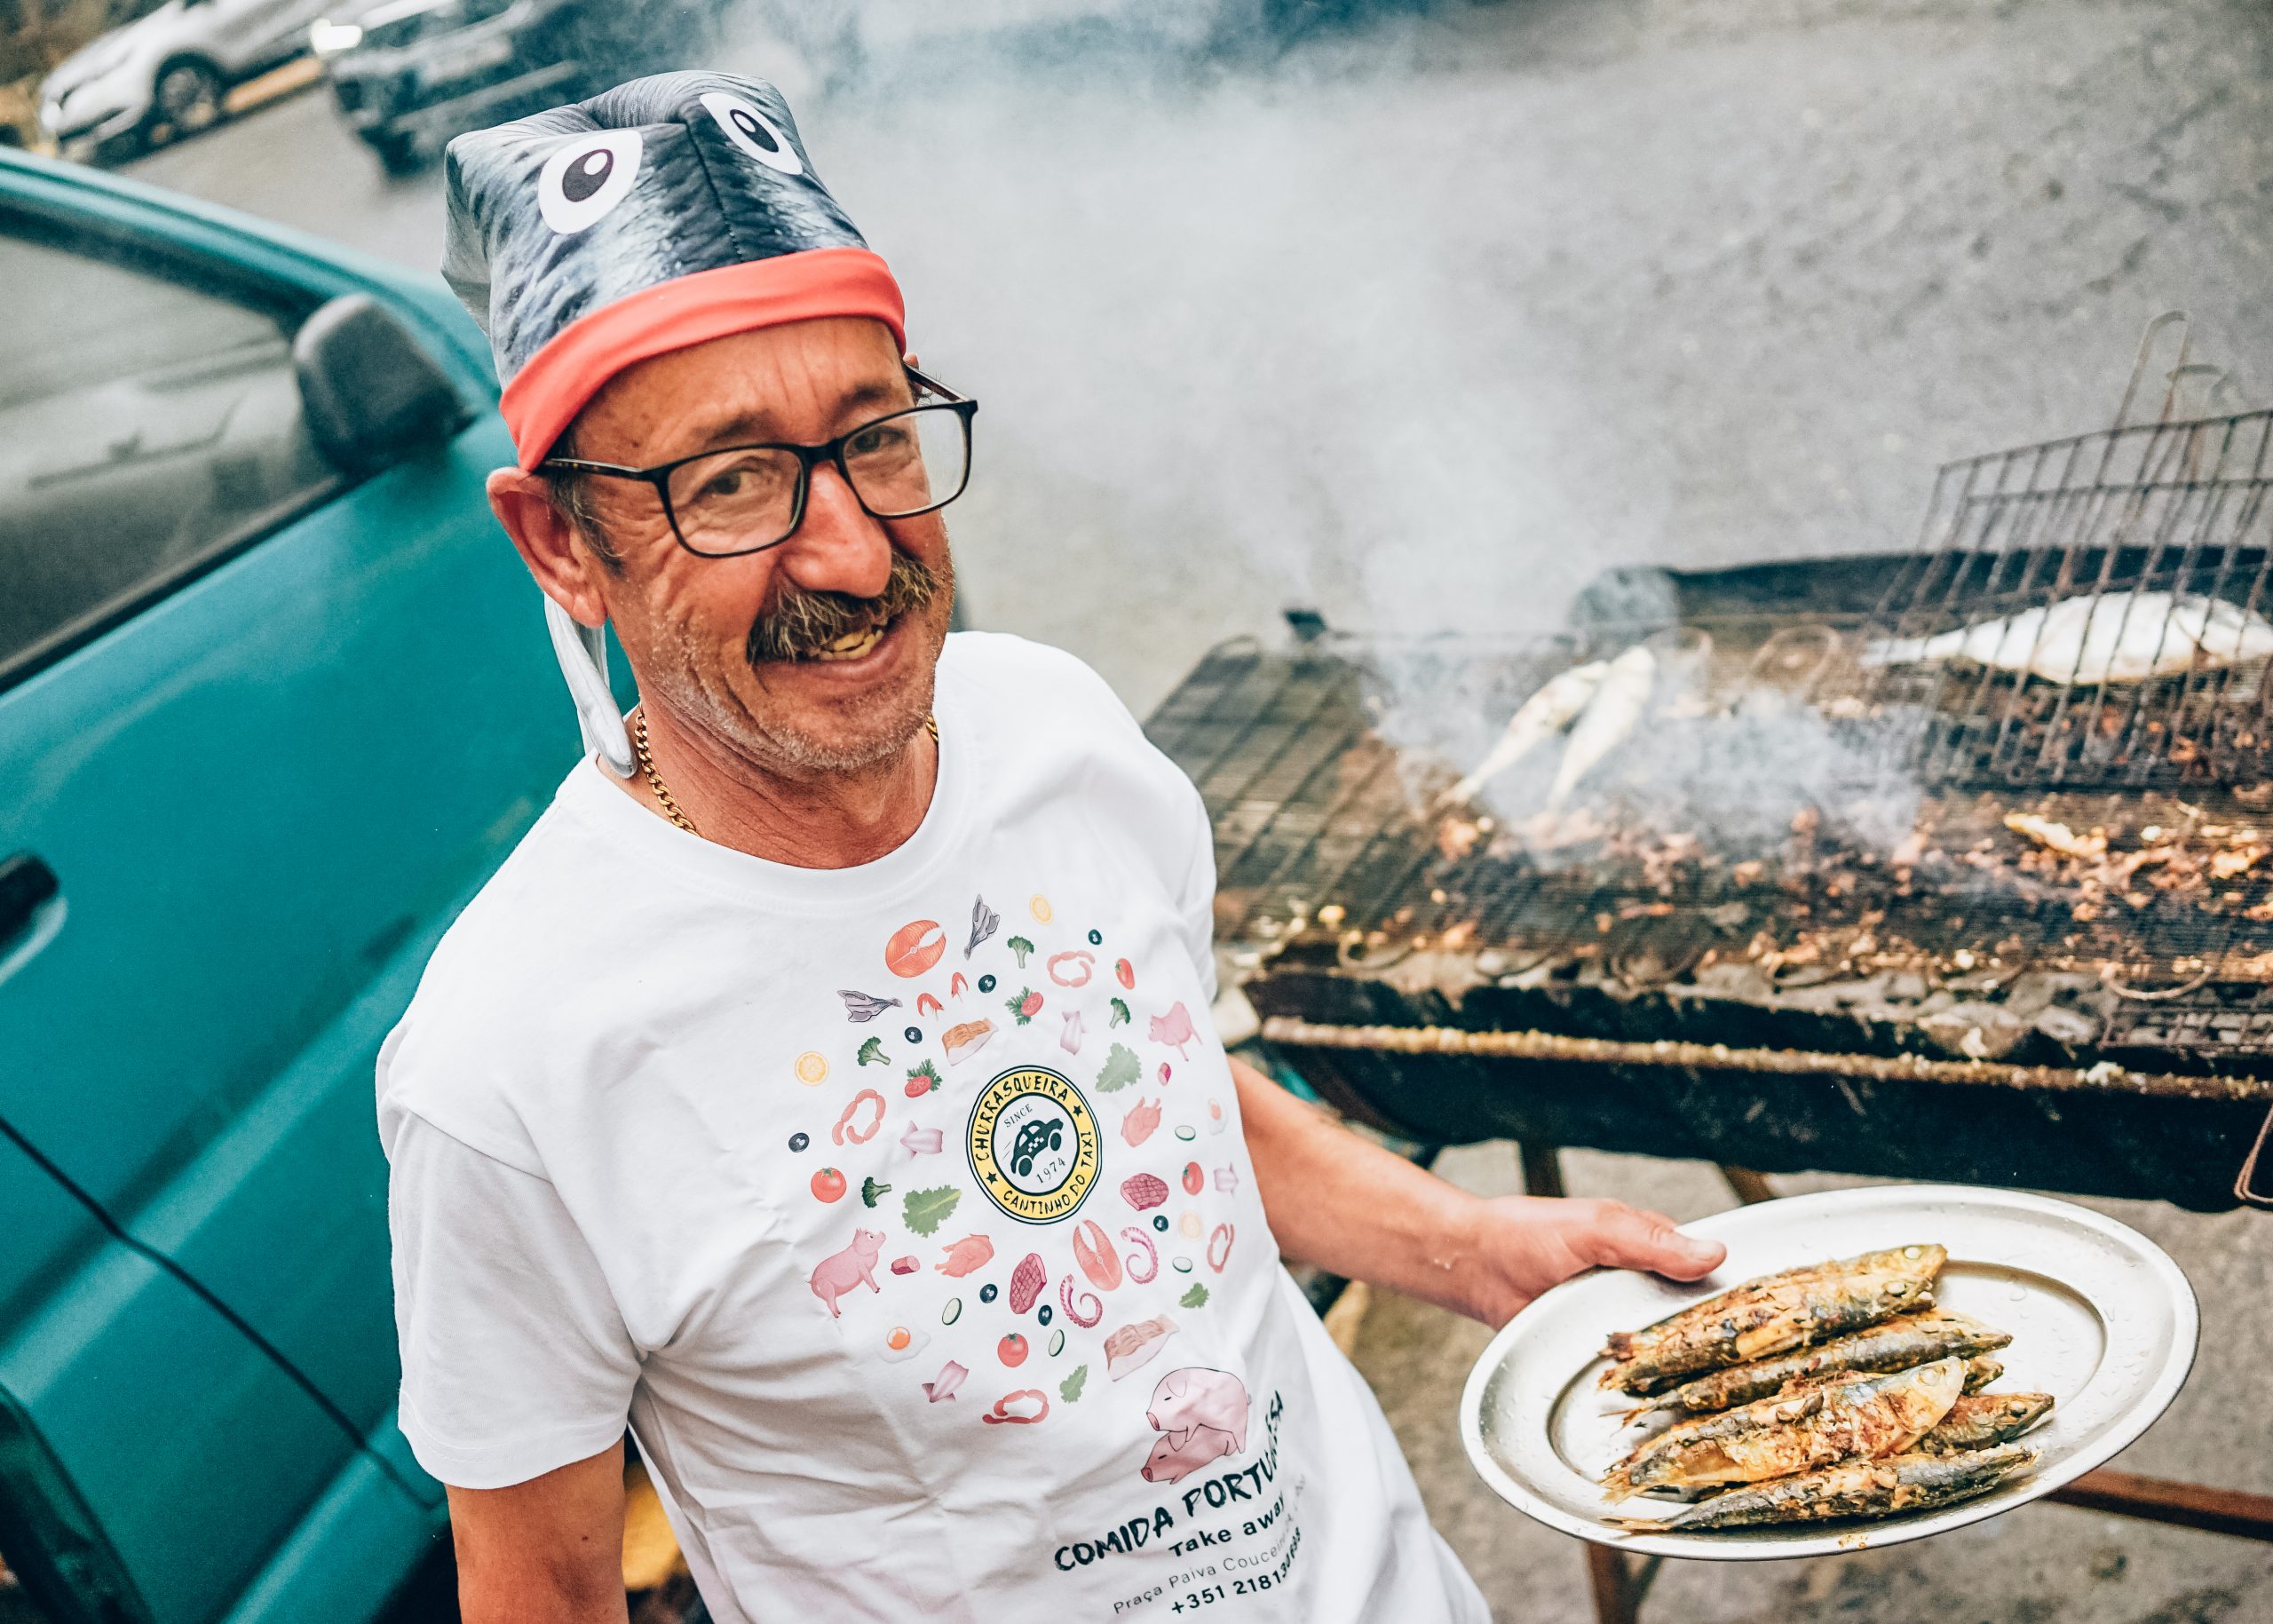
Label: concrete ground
xmin=112 ymin=1 xmax=2273 ymax=1619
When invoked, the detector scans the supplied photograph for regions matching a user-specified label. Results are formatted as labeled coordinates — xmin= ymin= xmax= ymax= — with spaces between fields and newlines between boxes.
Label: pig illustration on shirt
xmin=1139 ymin=1367 xmax=1251 ymax=1485
xmin=810 ymin=1229 xmax=885 ymax=1317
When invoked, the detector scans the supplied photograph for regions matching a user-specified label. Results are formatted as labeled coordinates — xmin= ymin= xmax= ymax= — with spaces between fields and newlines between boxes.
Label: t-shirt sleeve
xmin=385 ymin=1107 xmax=641 ymax=1490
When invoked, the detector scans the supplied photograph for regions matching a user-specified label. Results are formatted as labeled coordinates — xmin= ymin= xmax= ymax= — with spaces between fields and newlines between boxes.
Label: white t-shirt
xmin=378 ymin=631 xmax=1488 ymax=1623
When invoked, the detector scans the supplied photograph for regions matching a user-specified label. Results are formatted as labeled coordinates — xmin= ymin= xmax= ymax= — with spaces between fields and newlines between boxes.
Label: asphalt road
xmin=119 ymin=4 xmax=2273 ymax=1620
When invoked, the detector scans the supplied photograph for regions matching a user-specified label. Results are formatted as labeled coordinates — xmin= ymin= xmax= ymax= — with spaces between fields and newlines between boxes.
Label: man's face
xmin=559 ymin=316 xmax=954 ymax=777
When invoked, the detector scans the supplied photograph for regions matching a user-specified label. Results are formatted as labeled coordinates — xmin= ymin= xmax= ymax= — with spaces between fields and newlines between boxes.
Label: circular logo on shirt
xmin=967 ymin=1066 xmax=1100 ymax=1224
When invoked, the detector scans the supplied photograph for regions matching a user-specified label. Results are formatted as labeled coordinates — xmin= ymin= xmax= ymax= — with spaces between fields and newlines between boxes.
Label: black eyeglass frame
xmin=539 ymin=366 xmax=978 ymax=558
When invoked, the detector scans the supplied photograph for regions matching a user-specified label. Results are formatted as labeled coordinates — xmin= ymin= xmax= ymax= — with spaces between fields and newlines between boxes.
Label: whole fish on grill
xmin=1639 ymin=1309 xmax=2009 ymax=1417
xmin=1858 ymin=591 xmax=2273 ymax=684
xmin=1604 ymin=1358 xmax=1966 ymax=1498
xmin=1618 ymin=1443 xmax=2039 ymax=1531
xmin=1545 ymin=645 xmax=1657 ymax=812
xmin=1599 ymin=1245 xmax=1945 ymax=1396
xmin=1441 ymin=660 xmax=1609 ymax=805
xmin=1916 ymin=1391 xmax=2055 ymax=1454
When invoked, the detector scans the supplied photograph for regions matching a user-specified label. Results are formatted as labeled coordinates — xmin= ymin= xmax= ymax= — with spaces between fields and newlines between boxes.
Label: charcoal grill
xmin=1147 ymin=325 xmax=2273 ymax=1213
xmin=1149 ymin=621 xmax=2273 ymax=1210
xmin=1142 ymin=334 xmax=2273 ymax=1619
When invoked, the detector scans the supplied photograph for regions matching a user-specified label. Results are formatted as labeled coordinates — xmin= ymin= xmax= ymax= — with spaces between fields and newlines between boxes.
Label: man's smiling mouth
xmin=745 ymin=553 xmax=940 ymax=669
xmin=807 ymin=620 xmax=889 ymax=662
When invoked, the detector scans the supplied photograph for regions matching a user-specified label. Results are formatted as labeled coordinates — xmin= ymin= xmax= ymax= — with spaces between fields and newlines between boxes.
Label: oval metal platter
xmin=1460 ymin=1184 xmax=2198 ymax=1560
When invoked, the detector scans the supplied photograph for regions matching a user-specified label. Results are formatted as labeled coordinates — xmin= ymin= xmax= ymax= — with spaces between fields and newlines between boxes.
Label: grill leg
xmin=1580 ymin=1543 xmax=1659 ymax=1624
xmin=1524 ymin=1142 xmax=1659 ymax=1623
xmin=1718 ymin=1166 xmax=1777 ymax=1205
xmin=2047 ymin=1469 xmax=2273 ymax=1541
xmin=1519 ymin=1142 xmax=1566 ymax=1199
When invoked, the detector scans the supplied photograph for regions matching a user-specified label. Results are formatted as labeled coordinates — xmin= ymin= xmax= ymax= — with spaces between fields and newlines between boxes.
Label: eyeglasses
xmin=540 ymin=367 xmax=978 ymax=558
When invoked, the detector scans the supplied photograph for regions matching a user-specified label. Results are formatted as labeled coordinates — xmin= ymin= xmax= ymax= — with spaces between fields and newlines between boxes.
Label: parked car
xmin=0 ymin=147 xmax=602 ymax=1623
xmin=316 ymin=0 xmax=716 ymax=174
xmin=36 ymin=0 xmax=331 ymax=162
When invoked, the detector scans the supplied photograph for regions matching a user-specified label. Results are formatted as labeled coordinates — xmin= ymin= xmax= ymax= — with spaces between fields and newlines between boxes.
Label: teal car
xmin=0 ymin=150 xmax=594 ymax=1623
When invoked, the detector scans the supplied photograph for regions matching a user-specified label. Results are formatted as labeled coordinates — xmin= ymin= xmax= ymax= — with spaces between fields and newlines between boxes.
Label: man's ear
xmin=489 ymin=465 xmax=638 ymax=778
xmin=488 ymin=468 xmax=609 ymax=628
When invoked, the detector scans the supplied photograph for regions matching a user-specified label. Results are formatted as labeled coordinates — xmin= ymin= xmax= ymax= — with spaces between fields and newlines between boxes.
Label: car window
xmin=0 ymin=216 xmax=335 ymax=689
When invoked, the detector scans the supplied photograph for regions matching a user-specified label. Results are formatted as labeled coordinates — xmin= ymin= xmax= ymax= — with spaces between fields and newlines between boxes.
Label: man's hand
xmin=1452 ymin=1193 xmax=1724 ymax=1328
xmin=1233 ymin=1057 xmax=1725 ymax=1328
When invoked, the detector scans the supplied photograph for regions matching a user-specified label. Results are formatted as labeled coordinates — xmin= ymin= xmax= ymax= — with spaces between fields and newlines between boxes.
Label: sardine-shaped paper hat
xmin=441 ymin=70 xmax=905 ymax=471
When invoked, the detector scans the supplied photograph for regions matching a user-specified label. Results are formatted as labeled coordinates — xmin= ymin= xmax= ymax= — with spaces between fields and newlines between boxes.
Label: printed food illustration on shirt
xmin=943 ymin=1018 xmax=994 ymax=1066
xmin=810 ymin=1229 xmax=885 ymax=1317
xmin=884 ymin=919 xmax=947 ymax=978
xmin=838 ymin=988 xmax=901 ymax=1022
xmin=879 ymin=1325 xmax=930 ymax=1363
xmin=789 ymin=884 xmax=1251 ymax=1463
xmin=1141 ymin=1367 xmax=1251 ymax=1485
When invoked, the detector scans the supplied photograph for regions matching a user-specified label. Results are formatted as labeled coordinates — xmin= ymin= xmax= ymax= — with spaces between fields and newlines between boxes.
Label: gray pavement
xmin=116 ymin=3 xmax=2273 ymax=1619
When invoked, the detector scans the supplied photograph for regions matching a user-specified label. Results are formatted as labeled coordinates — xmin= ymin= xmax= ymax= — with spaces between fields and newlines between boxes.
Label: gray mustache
xmin=745 ymin=553 xmax=941 ymax=664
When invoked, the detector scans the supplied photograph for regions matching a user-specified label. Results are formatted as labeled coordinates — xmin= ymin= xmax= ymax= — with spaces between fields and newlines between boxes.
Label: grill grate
xmin=1850 ymin=408 xmax=2273 ymax=789
xmin=1843 ymin=318 xmax=2273 ymax=790
xmin=1145 ymin=631 xmax=2273 ymax=1059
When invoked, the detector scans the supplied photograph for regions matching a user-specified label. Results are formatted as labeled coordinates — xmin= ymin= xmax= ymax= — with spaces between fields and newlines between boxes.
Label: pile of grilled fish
xmin=1596 ymin=1244 xmax=2053 ymax=1532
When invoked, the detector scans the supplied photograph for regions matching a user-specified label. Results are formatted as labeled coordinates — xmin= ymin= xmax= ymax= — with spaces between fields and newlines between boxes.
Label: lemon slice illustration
xmin=794 ymin=1050 xmax=830 ymax=1086
xmin=1029 ymin=894 xmax=1054 ymax=923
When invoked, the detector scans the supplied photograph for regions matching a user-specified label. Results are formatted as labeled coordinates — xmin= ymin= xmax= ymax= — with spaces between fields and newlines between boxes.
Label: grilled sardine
xmin=1961 ymin=1355 xmax=2004 ymax=1394
xmin=1605 ymin=1358 xmax=1965 ymax=1497
xmin=1620 ymin=1443 xmax=2039 ymax=1531
xmin=1443 ymin=661 xmax=1608 ymax=806
xmin=1545 ymin=645 xmax=1655 ymax=812
xmin=1643 ymin=1310 xmax=2010 ymax=1417
xmin=1916 ymin=1392 xmax=2054 ymax=1454
xmin=1600 ymin=1245 xmax=1946 ymax=1396
xmin=1859 ymin=591 xmax=2273 ymax=685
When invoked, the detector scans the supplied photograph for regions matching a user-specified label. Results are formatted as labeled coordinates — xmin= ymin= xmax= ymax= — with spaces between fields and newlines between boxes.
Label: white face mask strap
xmin=543 ymin=595 xmax=636 ymax=778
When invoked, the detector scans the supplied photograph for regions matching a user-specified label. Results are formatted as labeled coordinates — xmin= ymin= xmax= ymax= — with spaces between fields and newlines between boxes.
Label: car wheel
xmin=364 ymin=131 xmax=426 ymax=177
xmin=152 ymin=59 xmax=225 ymax=138
xmin=85 ymin=128 xmax=149 ymax=166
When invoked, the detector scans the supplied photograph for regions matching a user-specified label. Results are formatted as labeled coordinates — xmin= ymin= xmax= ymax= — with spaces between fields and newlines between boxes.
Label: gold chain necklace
xmin=631 ymin=709 xmax=939 ymax=839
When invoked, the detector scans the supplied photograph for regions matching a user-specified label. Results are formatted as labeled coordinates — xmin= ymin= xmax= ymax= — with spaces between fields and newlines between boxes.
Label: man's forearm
xmin=1232 ymin=1055 xmax=1726 ymax=1327
xmin=1231 ymin=1054 xmax=1488 ymax=1317
xmin=449 ymin=1441 xmax=631 ymax=1624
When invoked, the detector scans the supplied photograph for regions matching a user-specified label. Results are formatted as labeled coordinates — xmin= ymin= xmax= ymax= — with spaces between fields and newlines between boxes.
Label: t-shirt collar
xmin=553 ymin=673 xmax=978 ymax=912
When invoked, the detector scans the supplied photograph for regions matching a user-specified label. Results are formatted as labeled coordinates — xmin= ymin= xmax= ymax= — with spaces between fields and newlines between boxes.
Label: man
xmin=383 ymin=70 xmax=1725 ymax=1623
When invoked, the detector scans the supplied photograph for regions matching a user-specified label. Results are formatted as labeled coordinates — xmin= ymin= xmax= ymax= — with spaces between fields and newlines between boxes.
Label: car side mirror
xmin=292 ymin=293 xmax=471 ymax=476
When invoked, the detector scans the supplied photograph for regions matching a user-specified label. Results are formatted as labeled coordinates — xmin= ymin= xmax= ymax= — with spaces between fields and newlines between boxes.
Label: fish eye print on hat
xmin=441 ymin=71 xmax=907 ymax=472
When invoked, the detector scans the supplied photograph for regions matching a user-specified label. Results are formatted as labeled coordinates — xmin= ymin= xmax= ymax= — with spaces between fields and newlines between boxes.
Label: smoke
xmin=708 ymin=0 xmax=1635 ymax=706
xmin=706 ymin=3 xmax=1898 ymax=842
xmin=1364 ymin=630 xmax=1926 ymax=867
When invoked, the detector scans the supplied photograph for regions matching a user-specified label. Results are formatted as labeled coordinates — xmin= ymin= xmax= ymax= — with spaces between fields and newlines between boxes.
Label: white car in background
xmin=39 ymin=0 xmax=333 ymax=162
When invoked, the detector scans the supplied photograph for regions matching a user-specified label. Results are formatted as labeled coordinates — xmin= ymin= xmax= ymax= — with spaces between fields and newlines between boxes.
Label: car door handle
xmin=0 ymin=853 xmax=60 ymax=948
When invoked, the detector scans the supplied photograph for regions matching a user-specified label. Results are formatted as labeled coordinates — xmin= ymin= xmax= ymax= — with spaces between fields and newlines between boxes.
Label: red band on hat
xmin=500 ymin=246 xmax=907 ymax=470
